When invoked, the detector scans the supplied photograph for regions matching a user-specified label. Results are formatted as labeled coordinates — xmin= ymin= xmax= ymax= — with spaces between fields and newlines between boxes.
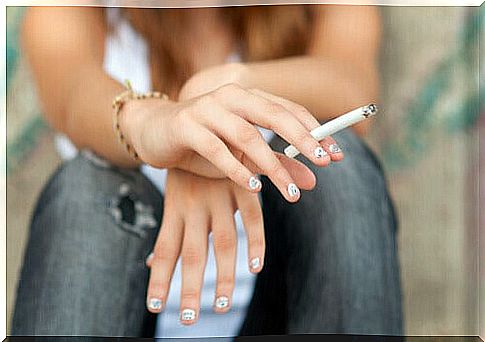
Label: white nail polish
xmin=329 ymin=144 xmax=342 ymax=154
xmin=146 ymin=252 xmax=154 ymax=264
xmin=147 ymin=297 xmax=163 ymax=311
xmin=181 ymin=309 xmax=196 ymax=321
xmin=215 ymin=296 xmax=230 ymax=309
xmin=248 ymin=176 xmax=262 ymax=190
xmin=250 ymin=257 xmax=261 ymax=270
xmin=314 ymin=146 xmax=327 ymax=158
xmin=287 ymin=183 xmax=300 ymax=197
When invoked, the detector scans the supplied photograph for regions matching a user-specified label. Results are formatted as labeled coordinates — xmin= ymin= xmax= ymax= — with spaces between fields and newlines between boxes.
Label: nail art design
xmin=328 ymin=144 xmax=342 ymax=154
xmin=287 ymin=183 xmax=300 ymax=197
xmin=181 ymin=309 xmax=196 ymax=321
xmin=248 ymin=176 xmax=262 ymax=191
xmin=250 ymin=257 xmax=261 ymax=270
xmin=314 ymin=146 xmax=327 ymax=158
xmin=215 ymin=296 xmax=230 ymax=309
xmin=146 ymin=252 xmax=154 ymax=264
xmin=147 ymin=297 xmax=163 ymax=311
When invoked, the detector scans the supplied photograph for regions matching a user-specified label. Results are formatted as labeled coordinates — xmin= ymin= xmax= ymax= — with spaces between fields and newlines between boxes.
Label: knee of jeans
xmin=300 ymin=158 xmax=392 ymax=240
xmin=266 ymin=129 xmax=391 ymax=216
xmin=305 ymin=130 xmax=387 ymax=198
xmin=276 ymin=130 xmax=396 ymax=248
xmin=35 ymin=150 xmax=125 ymax=208
xmin=31 ymin=150 xmax=162 ymax=238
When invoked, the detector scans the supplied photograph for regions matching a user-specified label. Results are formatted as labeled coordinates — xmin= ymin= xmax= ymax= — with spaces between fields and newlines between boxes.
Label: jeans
xmin=11 ymin=129 xmax=403 ymax=336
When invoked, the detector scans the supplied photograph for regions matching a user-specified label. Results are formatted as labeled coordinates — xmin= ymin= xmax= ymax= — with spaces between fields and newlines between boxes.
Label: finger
xmin=180 ymin=214 xmax=209 ymax=325
xmin=246 ymin=89 xmax=347 ymax=165
xmin=146 ymin=252 xmax=154 ymax=268
xmin=276 ymin=153 xmax=317 ymax=190
xmin=248 ymin=88 xmax=321 ymax=131
xmin=320 ymin=136 xmax=344 ymax=162
xmin=215 ymin=85 xmax=328 ymax=167
xmin=186 ymin=123 xmax=262 ymax=193
xmin=176 ymin=151 xmax=226 ymax=179
xmin=238 ymin=151 xmax=316 ymax=191
xmin=178 ymin=143 xmax=317 ymax=193
xmin=234 ymin=188 xmax=265 ymax=274
xmin=146 ymin=213 xmax=184 ymax=314
xmin=248 ymin=89 xmax=332 ymax=166
xmin=211 ymin=205 xmax=237 ymax=313
xmin=200 ymin=107 xmax=301 ymax=202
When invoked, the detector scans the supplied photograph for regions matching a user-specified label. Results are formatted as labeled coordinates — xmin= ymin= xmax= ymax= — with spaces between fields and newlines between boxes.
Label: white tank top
xmin=55 ymin=7 xmax=275 ymax=338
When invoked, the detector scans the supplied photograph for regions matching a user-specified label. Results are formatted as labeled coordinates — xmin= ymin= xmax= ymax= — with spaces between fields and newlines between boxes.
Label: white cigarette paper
xmin=284 ymin=104 xmax=378 ymax=158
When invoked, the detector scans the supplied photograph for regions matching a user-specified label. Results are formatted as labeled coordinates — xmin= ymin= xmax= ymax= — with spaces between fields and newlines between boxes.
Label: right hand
xmin=123 ymin=83 xmax=342 ymax=202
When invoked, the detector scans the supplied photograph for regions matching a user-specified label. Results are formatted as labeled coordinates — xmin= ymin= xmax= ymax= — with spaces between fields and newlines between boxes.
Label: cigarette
xmin=284 ymin=103 xmax=378 ymax=158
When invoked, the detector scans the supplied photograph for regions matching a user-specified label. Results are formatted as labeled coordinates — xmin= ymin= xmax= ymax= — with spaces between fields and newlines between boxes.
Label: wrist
xmin=118 ymin=97 xmax=174 ymax=161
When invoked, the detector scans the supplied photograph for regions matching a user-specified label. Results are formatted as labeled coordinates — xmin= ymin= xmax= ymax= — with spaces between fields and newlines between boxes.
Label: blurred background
xmin=6 ymin=5 xmax=484 ymax=335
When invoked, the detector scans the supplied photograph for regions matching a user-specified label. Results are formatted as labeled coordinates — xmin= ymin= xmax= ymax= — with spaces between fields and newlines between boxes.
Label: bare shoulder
xmin=22 ymin=7 xmax=106 ymax=62
xmin=21 ymin=7 xmax=108 ymax=127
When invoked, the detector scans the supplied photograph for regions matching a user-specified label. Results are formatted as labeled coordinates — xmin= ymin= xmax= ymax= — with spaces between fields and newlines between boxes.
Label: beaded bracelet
xmin=112 ymin=80 xmax=169 ymax=161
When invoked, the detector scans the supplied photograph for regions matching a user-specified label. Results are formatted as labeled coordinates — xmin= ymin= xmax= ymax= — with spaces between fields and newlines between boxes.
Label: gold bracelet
xmin=112 ymin=80 xmax=169 ymax=161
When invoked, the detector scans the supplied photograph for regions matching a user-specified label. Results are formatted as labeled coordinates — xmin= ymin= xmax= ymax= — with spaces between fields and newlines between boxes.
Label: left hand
xmin=145 ymin=161 xmax=315 ymax=324
xmin=178 ymin=62 xmax=251 ymax=101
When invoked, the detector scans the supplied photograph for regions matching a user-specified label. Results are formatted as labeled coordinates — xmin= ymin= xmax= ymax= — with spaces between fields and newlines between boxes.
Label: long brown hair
xmin=120 ymin=6 xmax=316 ymax=97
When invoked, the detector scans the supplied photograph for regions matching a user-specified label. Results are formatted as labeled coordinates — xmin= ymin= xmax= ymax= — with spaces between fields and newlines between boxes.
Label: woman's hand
xmin=123 ymin=83 xmax=343 ymax=203
xmin=178 ymin=63 xmax=251 ymax=101
xmin=144 ymin=163 xmax=315 ymax=324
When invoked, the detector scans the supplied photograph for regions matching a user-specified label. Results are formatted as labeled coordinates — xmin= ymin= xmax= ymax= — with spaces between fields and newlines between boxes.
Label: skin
xmin=22 ymin=5 xmax=380 ymax=324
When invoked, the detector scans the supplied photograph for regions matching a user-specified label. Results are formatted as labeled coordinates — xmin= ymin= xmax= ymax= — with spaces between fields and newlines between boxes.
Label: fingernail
xmin=248 ymin=176 xmax=262 ymax=191
xmin=181 ymin=308 xmax=197 ymax=321
xmin=146 ymin=252 xmax=154 ymax=265
xmin=314 ymin=146 xmax=327 ymax=159
xmin=147 ymin=297 xmax=163 ymax=311
xmin=250 ymin=257 xmax=261 ymax=270
xmin=328 ymin=144 xmax=342 ymax=154
xmin=214 ymin=296 xmax=230 ymax=310
xmin=287 ymin=183 xmax=300 ymax=197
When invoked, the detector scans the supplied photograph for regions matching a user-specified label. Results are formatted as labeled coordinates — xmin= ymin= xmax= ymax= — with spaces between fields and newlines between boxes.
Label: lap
xmin=13 ymin=133 xmax=402 ymax=336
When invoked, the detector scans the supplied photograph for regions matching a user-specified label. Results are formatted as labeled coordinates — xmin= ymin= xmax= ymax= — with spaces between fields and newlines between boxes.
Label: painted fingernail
xmin=248 ymin=176 xmax=262 ymax=191
xmin=181 ymin=308 xmax=197 ymax=321
xmin=328 ymin=144 xmax=342 ymax=154
xmin=146 ymin=252 xmax=154 ymax=265
xmin=214 ymin=296 xmax=230 ymax=310
xmin=314 ymin=146 xmax=327 ymax=159
xmin=287 ymin=183 xmax=300 ymax=197
xmin=147 ymin=297 xmax=163 ymax=311
xmin=250 ymin=257 xmax=261 ymax=270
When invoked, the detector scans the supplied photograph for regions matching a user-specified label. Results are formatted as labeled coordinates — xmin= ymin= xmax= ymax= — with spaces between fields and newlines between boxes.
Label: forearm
xmin=22 ymin=7 xmax=145 ymax=168
xmin=50 ymin=65 xmax=141 ymax=168
xmin=245 ymin=56 xmax=379 ymax=134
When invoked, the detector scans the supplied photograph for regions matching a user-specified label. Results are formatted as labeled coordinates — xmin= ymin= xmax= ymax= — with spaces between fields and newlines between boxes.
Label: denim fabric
xmin=11 ymin=150 xmax=163 ymax=337
xmin=11 ymin=129 xmax=402 ymax=336
xmin=240 ymin=130 xmax=403 ymax=335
